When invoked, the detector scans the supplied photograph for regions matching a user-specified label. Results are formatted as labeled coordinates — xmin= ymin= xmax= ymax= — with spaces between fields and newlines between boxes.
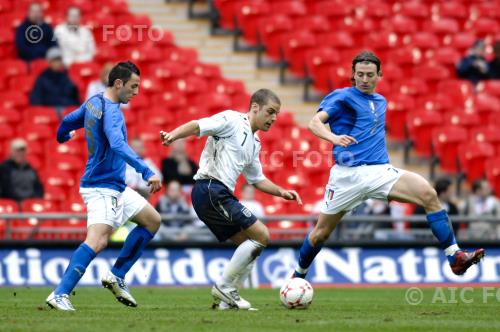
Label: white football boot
xmin=211 ymin=283 xmax=251 ymax=310
xmin=101 ymin=272 xmax=137 ymax=307
xmin=46 ymin=291 xmax=75 ymax=311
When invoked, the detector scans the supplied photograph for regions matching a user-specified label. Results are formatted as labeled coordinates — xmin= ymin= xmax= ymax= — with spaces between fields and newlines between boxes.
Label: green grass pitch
xmin=1 ymin=287 xmax=498 ymax=332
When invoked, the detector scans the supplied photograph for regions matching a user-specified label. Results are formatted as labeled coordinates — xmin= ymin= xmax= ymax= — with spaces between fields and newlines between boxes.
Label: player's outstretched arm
xmin=160 ymin=120 xmax=200 ymax=146
xmin=253 ymin=179 xmax=302 ymax=205
xmin=56 ymin=106 xmax=85 ymax=143
xmin=308 ymin=111 xmax=357 ymax=148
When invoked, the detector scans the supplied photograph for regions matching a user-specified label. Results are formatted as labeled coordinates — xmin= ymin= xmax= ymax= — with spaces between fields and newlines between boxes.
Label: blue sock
xmin=55 ymin=243 xmax=96 ymax=295
xmin=111 ymin=226 xmax=154 ymax=279
xmin=427 ymin=210 xmax=460 ymax=263
xmin=294 ymin=234 xmax=323 ymax=278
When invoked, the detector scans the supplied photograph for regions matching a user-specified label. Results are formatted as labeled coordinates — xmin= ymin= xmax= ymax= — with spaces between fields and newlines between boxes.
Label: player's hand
xmin=331 ymin=134 xmax=357 ymax=147
xmin=160 ymin=130 xmax=175 ymax=146
xmin=147 ymin=175 xmax=162 ymax=194
xmin=280 ymin=189 xmax=302 ymax=205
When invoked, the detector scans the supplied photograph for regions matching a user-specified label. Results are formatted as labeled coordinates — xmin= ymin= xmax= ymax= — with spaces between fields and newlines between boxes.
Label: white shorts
xmin=80 ymin=187 xmax=148 ymax=229
xmin=320 ymin=164 xmax=405 ymax=215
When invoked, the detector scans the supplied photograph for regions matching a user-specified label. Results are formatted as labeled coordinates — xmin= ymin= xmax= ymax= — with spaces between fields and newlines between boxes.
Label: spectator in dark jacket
xmin=15 ymin=2 xmax=57 ymax=62
xmin=161 ymin=139 xmax=198 ymax=190
xmin=29 ymin=47 xmax=80 ymax=108
xmin=0 ymin=138 xmax=44 ymax=202
xmin=489 ymin=40 xmax=500 ymax=79
xmin=456 ymin=40 xmax=489 ymax=84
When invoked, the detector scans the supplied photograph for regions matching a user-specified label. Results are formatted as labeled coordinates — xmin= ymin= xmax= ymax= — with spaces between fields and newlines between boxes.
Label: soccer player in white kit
xmin=160 ymin=89 xmax=302 ymax=310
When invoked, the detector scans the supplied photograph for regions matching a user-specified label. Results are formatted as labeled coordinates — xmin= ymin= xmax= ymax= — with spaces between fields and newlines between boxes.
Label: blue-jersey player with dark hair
xmin=46 ymin=61 xmax=162 ymax=311
xmin=293 ymin=51 xmax=484 ymax=280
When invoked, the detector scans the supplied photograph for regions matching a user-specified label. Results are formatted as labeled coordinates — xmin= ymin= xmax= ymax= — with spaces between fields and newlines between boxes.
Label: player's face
xmin=117 ymin=74 xmax=140 ymax=104
xmin=255 ymin=100 xmax=280 ymax=132
xmin=353 ymin=62 xmax=380 ymax=94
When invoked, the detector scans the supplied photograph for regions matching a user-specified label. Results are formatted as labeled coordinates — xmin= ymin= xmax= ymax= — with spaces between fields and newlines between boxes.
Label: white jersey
xmin=194 ymin=110 xmax=266 ymax=192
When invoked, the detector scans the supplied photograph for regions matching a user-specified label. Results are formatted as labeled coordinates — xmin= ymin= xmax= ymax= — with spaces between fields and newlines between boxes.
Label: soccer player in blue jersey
xmin=46 ymin=61 xmax=162 ymax=311
xmin=293 ymin=51 xmax=484 ymax=279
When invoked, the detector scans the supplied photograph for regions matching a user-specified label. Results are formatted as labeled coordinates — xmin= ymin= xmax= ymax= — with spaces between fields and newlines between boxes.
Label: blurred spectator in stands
xmin=155 ymin=180 xmax=209 ymax=241
xmin=240 ymin=184 xmax=265 ymax=219
xmin=161 ymin=139 xmax=198 ymax=190
xmin=54 ymin=6 xmax=95 ymax=66
xmin=15 ymin=2 xmax=57 ymax=62
xmin=0 ymin=138 xmax=43 ymax=202
xmin=29 ymin=47 xmax=80 ymax=111
xmin=488 ymin=40 xmax=500 ymax=79
xmin=456 ymin=40 xmax=489 ymax=84
xmin=125 ymin=137 xmax=162 ymax=199
xmin=464 ymin=179 xmax=500 ymax=239
xmin=86 ymin=63 xmax=113 ymax=99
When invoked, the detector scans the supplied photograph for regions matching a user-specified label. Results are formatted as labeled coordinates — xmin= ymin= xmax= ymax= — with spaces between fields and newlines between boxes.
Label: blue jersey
xmin=319 ymin=87 xmax=389 ymax=167
xmin=56 ymin=94 xmax=155 ymax=192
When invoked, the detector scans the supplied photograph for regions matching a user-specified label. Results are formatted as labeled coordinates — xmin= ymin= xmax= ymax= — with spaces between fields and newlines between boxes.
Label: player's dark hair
xmin=434 ymin=178 xmax=452 ymax=196
xmin=107 ymin=61 xmax=140 ymax=87
xmin=249 ymin=89 xmax=281 ymax=110
xmin=351 ymin=51 xmax=381 ymax=85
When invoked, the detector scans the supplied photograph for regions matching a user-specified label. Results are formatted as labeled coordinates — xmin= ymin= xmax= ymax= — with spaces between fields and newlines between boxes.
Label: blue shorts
xmin=191 ymin=179 xmax=257 ymax=242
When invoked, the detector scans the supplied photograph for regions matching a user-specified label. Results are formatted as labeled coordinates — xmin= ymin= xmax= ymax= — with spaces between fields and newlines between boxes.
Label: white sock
xmin=233 ymin=260 xmax=256 ymax=288
xmin=220 ymin=239 xmax=265 ymax=287
xmin=445 ymin=244 xmax=460 ymax=256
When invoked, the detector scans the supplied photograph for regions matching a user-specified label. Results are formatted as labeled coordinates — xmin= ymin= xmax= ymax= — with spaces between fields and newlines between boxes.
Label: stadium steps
xmin=127 ymin=0 xmax=318 ymax=125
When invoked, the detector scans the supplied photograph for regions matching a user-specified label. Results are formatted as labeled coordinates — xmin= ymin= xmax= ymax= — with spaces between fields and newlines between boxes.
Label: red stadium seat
xmin=0 ymin=92 xmax=28 ymax=110
xmin=432 ymin=126 xmax=468 ymax=174
xmin=258 ymin=15 xmax=293 ymax=62
xmin=443 ymin=32 xmax=477 ymax=53
xmin=477 ymin=81 xmax=500 ymax=98
xmin=270 ymin=1 xmax=306 ymax=19
xmin=386 ymin=93 xmax=415 ymax=141
xmin=458 ymin=142 xmax=495 ymax=183
xmin=398 ymin=78 xmax=428 ymax=97
xmin=281 ymin=30 xmax=317 ymax=79
xmin=433 ymin=2 xmax=468 ymax=21
xmin=235 ymin=1 xmax=270 ymax=47
xmin=313 ymin=1 xmax=352 ymax=24
xmin=16 ymin=123 xmax=53 ymax=143
xmin=321 ymin=31 xmax=354 ymax=50
xmin=44 ymin=186 xmax=67 ymax=205
xmin=139 ymin=107 xmax=174 ymax=127
xmin=305 ymin=47 xmax=340 ymax=95
xmin=473 ymin=93 xmax=500 ymax=125
xmin=427 ymin=48 xmax=461 ymax=69
xmin=467 ymin=17 xmax=499 ymax=39
xmin=395 ymin=1 xmax=429 ymax=20
xmin=406 ymin=32 xmax=440 ymax=52
xmin=444 ymin=111 xmax=481 ymax=131
xmin=416 ymin=93 xmax=458 ymax=112
xmin=0 ymin=108 xmax=21 ymax=125
xmin=43 ymin=170 xmax=76 ymax=189
xmin=426 ymin=18 xmax=460 ymax=38
xmin=386 ymin=15 xmax=418 ymax=35
xmin=294 ymin=15 xmax=330 ymax=35
xmin=407 ymin=110 xmax=443 ymax=157
xmin=50 ymin=155 xmax=85 ymax=175
xmin=437 ymin=79 xmax=474 ymax=104
xmin=469 ymin=126 xmax=500 ymax=146
xmin=191 ymin=63 xmax=222 ymax=82
xmin=195 ymin=92 xmax=232 ymax=115
xmin=24 ymin=106 xmax=59 ymax=127
xmin=151 ymin=61 xmax=189 ymax=81
xmin=413 ymin=63 xmax=450 ymax=83
xmin=172 ymin=76 xmax=208 ymax=97
xmin=9 ymin=75 xmax=37 ymax=95
xmin=213 ymin=0 xmax=255 ymax=30
xmin=0 ymin=198 xmax=19 ymax=240
xmin=2 ymin=59 xmax=28 ymax=78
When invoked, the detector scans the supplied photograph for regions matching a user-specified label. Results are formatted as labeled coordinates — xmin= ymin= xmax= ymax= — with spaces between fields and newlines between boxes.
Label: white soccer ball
xmin=279 ymin=278 xmax=314 ymax=309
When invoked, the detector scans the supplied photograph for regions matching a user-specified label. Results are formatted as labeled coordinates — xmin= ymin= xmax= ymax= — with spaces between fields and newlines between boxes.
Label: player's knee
xmin=309 ymin=228 xmax=329 ymax=246
xmin=149 ymin=210 xmax=161 ymax=232
xmin=421 ymin=186 xmax=440 ymax=210
xmin=85 ymin=237 xmax=108 ymax=254
xmin=255 ymin=226 xmax=270 ymax=246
